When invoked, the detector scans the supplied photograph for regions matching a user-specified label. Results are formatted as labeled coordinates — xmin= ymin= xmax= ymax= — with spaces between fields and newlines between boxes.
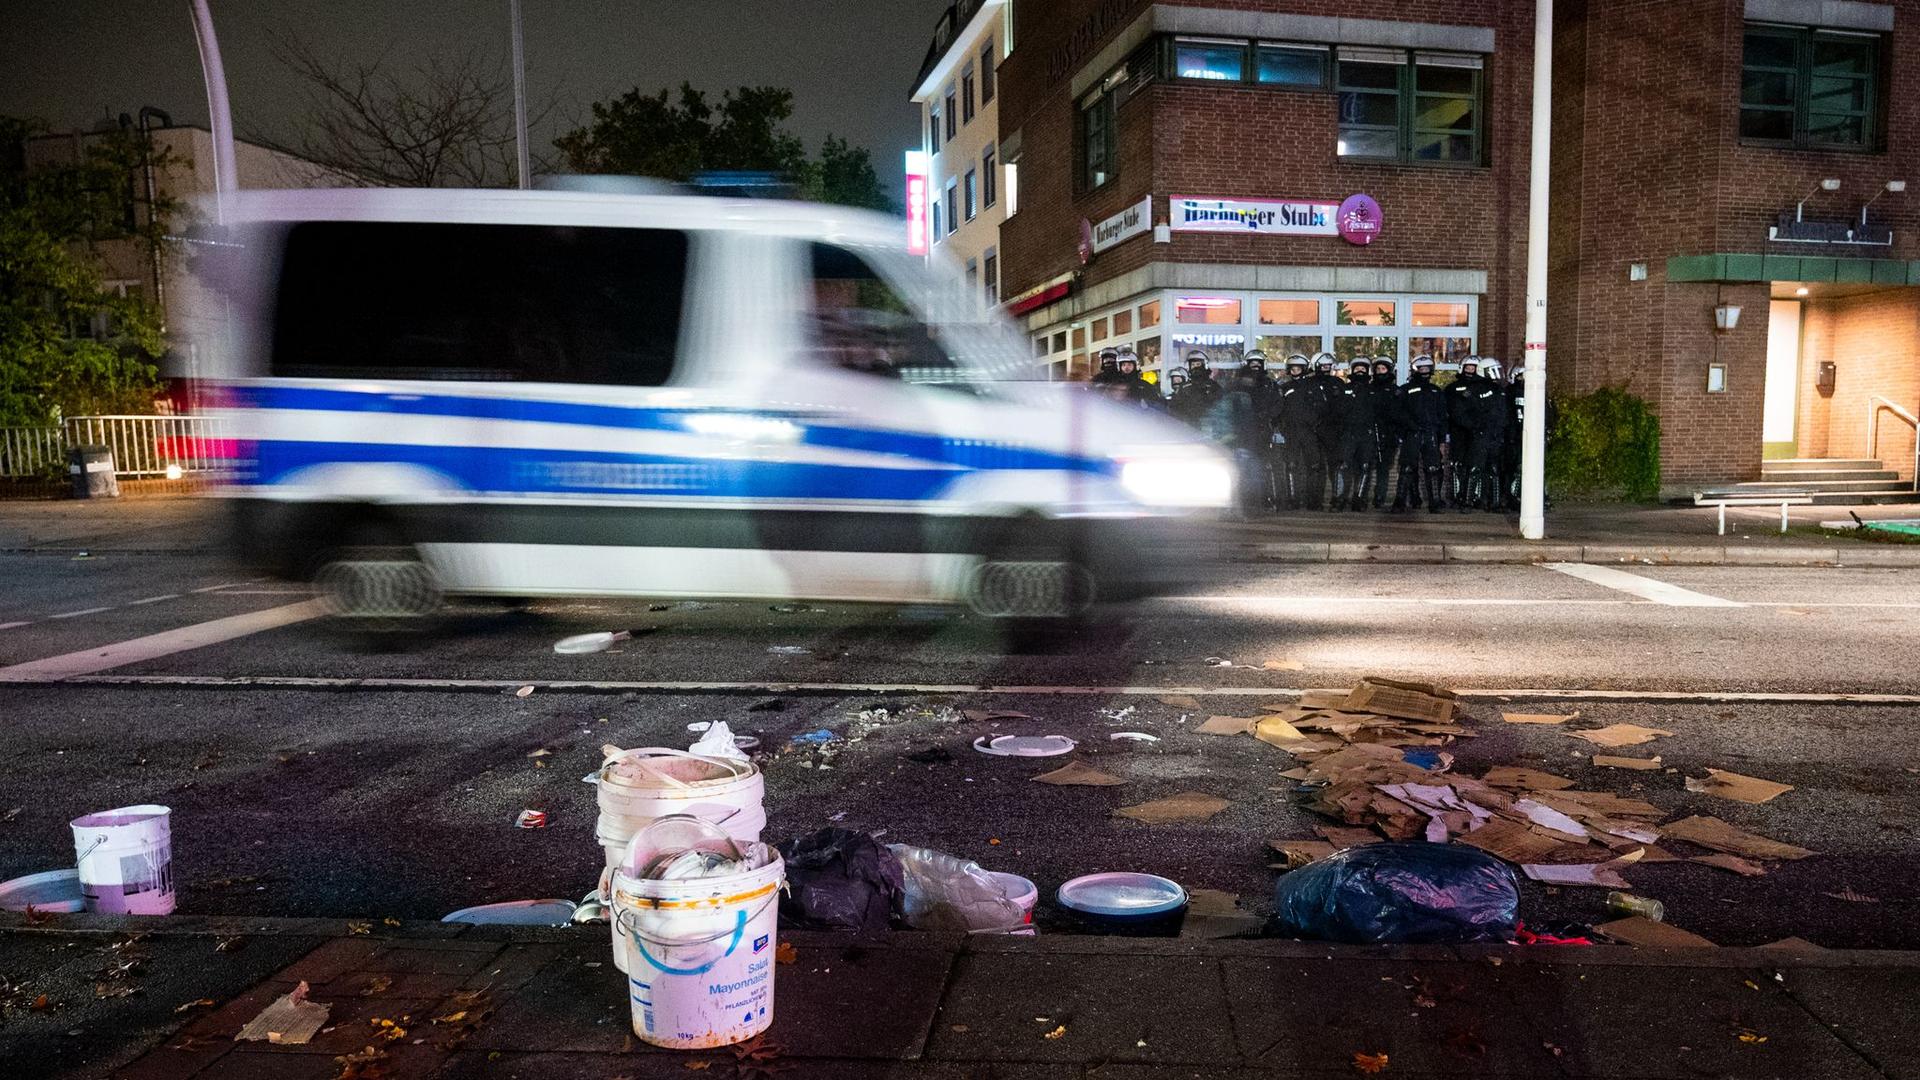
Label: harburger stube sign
xmin=1087 ymin=196 xmax=1154 ymax=254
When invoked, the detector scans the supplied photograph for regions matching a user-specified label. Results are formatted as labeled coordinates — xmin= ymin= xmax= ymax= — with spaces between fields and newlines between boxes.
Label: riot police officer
xmin=1396 ymin=355 xmax=1449 ymax=513
xmin=1169 ymin=350 xmax=1218 ymax=424
xmin=1370 ymin=356 xmax=1402 ymax=510
xmin=1274 ymin=355 xmax=1322 ymax=510
xmin=1307 ymin=352 xmax=1344 ymax=508
xmin=1463 ymin=359 xmax=1509 ymax=512
xmin=1336 ymin=359 xmax=1379 ymax=511
xmin=1445 ymin=356 xmax=1483 ymax=505
xmin=1090 ymin=347 xmax=1125 ymax=386
xmin=1115 ymin=347 xmax=1156 ymax=406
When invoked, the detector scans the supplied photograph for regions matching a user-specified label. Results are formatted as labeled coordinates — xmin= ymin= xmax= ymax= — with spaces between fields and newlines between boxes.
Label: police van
xmin=199 ymin=186 xmax=1231 ymax=625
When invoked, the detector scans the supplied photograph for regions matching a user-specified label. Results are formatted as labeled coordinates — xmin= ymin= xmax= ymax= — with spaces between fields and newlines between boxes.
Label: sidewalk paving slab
xmin=1777 ymin=967 xmax=1920 ymax=1080
xmin=1722 ymin=545 xmax=1842 ymax=566
xmin=1444 ymin=543 xmax=1585 ymax=563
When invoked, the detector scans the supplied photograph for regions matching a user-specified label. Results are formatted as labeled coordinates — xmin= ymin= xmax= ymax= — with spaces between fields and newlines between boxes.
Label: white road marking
xmin=1169 ymin=595 xmax=1635 ymax=607
xmin=0 ymin=600 xmax=328 ymax=683
xmin=1541 ymin=563 xmax=1745 ymax=607
xmin=126 ymin=594 xmax=182 ymax=605
xmin=190 ymin=581 xmax=258 ymax=593
xmin=0 ymin=621 xmax=29 ymax=631
xmin=26 ymin=673 xmax=1920 ymax=704
xmin=48 ymin=606 xmax=113 ymax=620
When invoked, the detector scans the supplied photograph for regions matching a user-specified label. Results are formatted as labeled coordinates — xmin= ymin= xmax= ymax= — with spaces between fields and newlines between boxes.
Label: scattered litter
xmin=1113 ymin=791 xmax=1230 ymax=825
xmin=1159 ymin=695 xmax=1201 ymax=709
xmin=1398 ymin=749 xmax=1453 ymax=772
xmin=789 ymin=730 xmax=837 ymax=747
xmin=1252 ymin=715 xmax=1311 ymax=748
xmin=553 ymin=630 xmax=631 ymax=654
xmin=1480 ymin=766 xmax=1576 ymax=791
xmin=526 ymin=748 xmax=552 ymax=759
xmin=1297 ymin=690 xmax=1351 ymax=709
xmin=1510 ymin=799 xmax=1589 ymax=842
xmin=1197 ymin=715 xmax=1254 ymax=736
xmin=1593 ymin=755 xmax=1662 ymax=770
xmin=514 ymin=685 xmax=535 ymax=698
xmin=972 ymin=735 xmax=1077 ymax=758
xmin=1262 ymin=659 xmax=1305 ymax=671
xmin=1056 ymin=872 xmax=1188 ymax=934
xmin=776 ymin=828 xmax=903 ymax=933
xmin=1108 ymin=731 xmax=1159 ymax=743
xmin=235 ymin=981 xmax=329 ymax=1044
xmin=514 ymin=810 xmax=548 ymax=829
xmin=1735 ymin=1028 xmax=1769 ymax=1045
xmin=1316 ymin=825 xmax=1381 ymax=849
xmin=1594 ymin=916 xmax=1714 ymax=948
xmin=1684 ymin=769 xmax=1794 ymax=805
xmin=775 ymin=941 xmax=798 ymax=964
xmin=1043 ymin=1025 xmax=1068 ymax=1040
xmin=441 ymin=899 xmax=576 ymax=926
xmin=690 ymin=721 xmax=750 ymax=762
xmin=1268 ymin=839 xmax=1337 ymax=870
xmin=963 ymin=709 xmax=1031 ymax=722
xmin=1098 ymin=705 xmax=1138 ymax=722
xmin=1502 ymin=711 xmax=1578 ymax=725
xmin=767 ymin=645 xmax=811 ymax=655
xmin=1343 ymin=678 xmax=1457 ymax=723
xmin=1273 ymin=843 xmax=1517 ymax=944
xmin=1522 ymin=850 xmax=1644 ymax=889
xmin=1030 ymin=761 xmax=1125 ymax=787
xmin=1457 ymin=819 xmax=1570 ymax=865
xmin=1660 ymin=816 xmax=1814 ymax=860
xmin=1205 ymin=656 xmax=1234 ymax=667
xmin=890 ymin=844 xmax=1026 ymax=932
xmin=1824 ymin=887 xmax=1879 ymax=903
xmin=1352 ymin=1051 xmax=1390 ymax=1074
xmin=1565 ymin=724 xmax=1673 ymax=748
xmin=1693 ymin=853 xmax=1766 ymax=877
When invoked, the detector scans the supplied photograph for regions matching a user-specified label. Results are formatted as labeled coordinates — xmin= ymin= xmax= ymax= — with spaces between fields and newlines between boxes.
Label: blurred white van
xmin=194 ymin=186 xmax=1230 ymax=623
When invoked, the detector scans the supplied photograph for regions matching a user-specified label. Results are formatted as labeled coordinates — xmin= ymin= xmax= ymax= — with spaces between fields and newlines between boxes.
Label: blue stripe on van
xmin=235 ymin=384 xmax=1102 ymax=475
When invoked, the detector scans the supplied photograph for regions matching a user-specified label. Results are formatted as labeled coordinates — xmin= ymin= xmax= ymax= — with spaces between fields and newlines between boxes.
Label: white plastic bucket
xmin=70 ymin=805 xmax=174 ymax=915
xmin=989 ymin=872 xmax=1039 ymax=926
xmin=596 ymin=749 xmax=766 ymax=869
xmin=612 ymin=845 xmax=785 ymax=1050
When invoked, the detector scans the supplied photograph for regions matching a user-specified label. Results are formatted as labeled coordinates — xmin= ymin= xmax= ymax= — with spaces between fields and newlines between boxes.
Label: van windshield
xmin=807 ymin=242 xmax=1036 ymax=394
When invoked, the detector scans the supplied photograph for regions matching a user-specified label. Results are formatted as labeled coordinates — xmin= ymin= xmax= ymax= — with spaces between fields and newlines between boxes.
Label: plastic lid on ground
xmin=0 ymin=869 xmax=85 ymax=913
xmin=972 ymin=735 xmax=1077 ymax=757
xmin=442 ymin=899 xmax=578 ymax=926
xmin=1056 ymin=872 xmax=1188 ymax=917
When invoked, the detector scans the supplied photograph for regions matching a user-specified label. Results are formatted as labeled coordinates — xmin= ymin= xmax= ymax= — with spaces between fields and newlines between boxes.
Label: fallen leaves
xmin=775 ymin=941 xmax=798 ymax=965
xmin=1042 ymin=1024 xmax=1068 ymax=1040
xmin=1352 ymin=1050 xmax=1390 ymax=1073
xmin=345 ymin=921 xmax=372 ymax=936
xmin=361 ymin=975 xmax=393 ymax=996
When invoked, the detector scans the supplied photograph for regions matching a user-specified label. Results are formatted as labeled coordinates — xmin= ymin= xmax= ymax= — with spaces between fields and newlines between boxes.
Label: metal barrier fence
xmin=0 ymin=415 xmax=229 ymax=479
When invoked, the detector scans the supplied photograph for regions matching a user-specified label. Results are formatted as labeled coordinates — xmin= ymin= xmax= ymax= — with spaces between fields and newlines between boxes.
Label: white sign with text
xmin=1170 ymin=196 xmax=1339 ymax=235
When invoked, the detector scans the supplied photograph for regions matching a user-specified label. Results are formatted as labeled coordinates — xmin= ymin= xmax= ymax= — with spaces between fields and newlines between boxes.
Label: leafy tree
xmin=556 ymin=84 xmax=891 ymax=211
xmin=0 ymin=116 xmax=168 ymax=428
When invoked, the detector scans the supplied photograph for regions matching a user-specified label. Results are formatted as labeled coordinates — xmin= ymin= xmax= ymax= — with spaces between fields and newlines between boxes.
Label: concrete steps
xmin=1701 ymin=459 xmax=1918 ymax=505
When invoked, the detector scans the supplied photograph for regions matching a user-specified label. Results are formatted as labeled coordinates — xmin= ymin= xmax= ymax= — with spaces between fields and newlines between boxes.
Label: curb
xmin=1254 ymin=541 xmax=1920 ymax=567
xmin=4 ymin=913 xmax=1916 ymax=969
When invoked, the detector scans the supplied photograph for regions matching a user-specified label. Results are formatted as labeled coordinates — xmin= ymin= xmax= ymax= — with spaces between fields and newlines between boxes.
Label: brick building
xmin=990 ymin=0 xmax=1920 ymax=494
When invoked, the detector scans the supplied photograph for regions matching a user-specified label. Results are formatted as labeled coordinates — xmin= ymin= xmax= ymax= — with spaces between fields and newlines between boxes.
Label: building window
xmin=1034 ymin=336 xmax=1049 ymax=358
xmin=1072 ymin=326 xmax=1087 ymax=350
xmin=1139 ymin=299 xmax=1160 ymax=328
xmin=1176 ymin=296 xmax=1242 ymax=324
xmin=980 ymin=39 xmax=996 ymax=103
xmin=962 ymin=65 xmax=977 ymax=124
xmin=931 ymin=200 xmax=942 ymax=242
xmin=1004 ymin=161 xmax=1018 ymax=215
xmin=1740 ymin=25 xmax=1881 ymax=148
xmin=944 ymin=180 xmax=958 ymax=234
xmin=1336 ymin=299 xmax=1396 ymax=326
xmin=1052 ymin=331 xmax=1067 ymax=352
xmin=1337 ymin=49 xmax=1483 ymax=165
xmin=964 ymin=170 xmax=978 ymax=220
xmin=1259 ymin=298 xmax=1321 ymax=325
xmin=1078 ymin=91 xmax=1116 ymax=192
xmin=1113 ymin=309 xmax=1132 ymax=336
xmin=965 ymin=257 xmax=978 ymax=296
xmin=1092 ymin=317 xmax=1109 ymax=341
xmin=982 ymin=146 xmax=997 ymax=207
xmin=945 ymin=87 xmax=957 ymax=139
xmin=1174 ymin=37 xmax=1245 ymax=81
xmin=983 ymin=250 xmax=997 ymax=304
xmin=929 ymin=106 xmax=940 ymax=153
xmin=1410 ymin=301 xmax=1470 ymax=328
xmin=1257 ymin=43 xmax=1328 ymax=88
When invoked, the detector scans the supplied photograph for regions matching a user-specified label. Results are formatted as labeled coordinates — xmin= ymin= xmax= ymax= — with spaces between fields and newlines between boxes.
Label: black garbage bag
xmin=1271 ymin=842 xmax=1519 ymax=944
xmin=776 ymin=828 xmax=905 ymax=932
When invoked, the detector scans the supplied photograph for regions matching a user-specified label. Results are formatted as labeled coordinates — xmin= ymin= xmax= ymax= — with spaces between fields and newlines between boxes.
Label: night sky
xmin=3 ymin=0 xmax=950 ymax=199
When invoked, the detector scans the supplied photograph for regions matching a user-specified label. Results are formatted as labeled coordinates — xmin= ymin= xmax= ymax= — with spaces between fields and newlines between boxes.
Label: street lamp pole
xmin=186 ymin=0 xmax=238 ymax=222
xmin=1518 ymin=0 xmax=1552 ymax=540
xmin=509 ymin=0 xmax=531 ymax=189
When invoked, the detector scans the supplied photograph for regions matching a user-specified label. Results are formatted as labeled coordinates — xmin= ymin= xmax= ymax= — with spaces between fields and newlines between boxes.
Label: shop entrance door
xmin=1762 ymin=299 xmax=1801 ymax=460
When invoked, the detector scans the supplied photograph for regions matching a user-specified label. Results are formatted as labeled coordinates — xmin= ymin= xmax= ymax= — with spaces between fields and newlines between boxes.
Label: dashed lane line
xmin=1541 ymin=563 xmax=1745 ymax=607
xmin=47 ymin=606 xmax=114 ymax=620
xmin=0 ymin=600 xmax=328 ymax=683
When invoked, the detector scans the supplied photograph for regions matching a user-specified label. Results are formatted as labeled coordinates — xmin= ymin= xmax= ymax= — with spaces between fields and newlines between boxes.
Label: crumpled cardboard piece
xmin=1314 ymin=824 xmax=1381 ymax=849
xmin=1031 ymin=760 xmax=1125 ymax=786
xmin=1457 ymin=818 xmax=1573 ymax=865
xmin=1480 ymin=766 xmax=1577 ymax=791
xmin=1251 ymin=715 xmax=1308 ymax=747
xmin=1502 ymin=711 xmax=1578 ymax=725
xmin=1376 ymin=782 xmax=1494 ymax=843
xmin=1113 ymin=791 xmax=1230 ymax=825
xmin=1536 ymin=790 xmax=1665 ymax=819
xmin=1660 ymin=816 xmax=1814 ymax=860
xmin=236 ymin=981 xmax=330 ymax=1044
xmin=1684 ymin=769 xmax=1794 ymax=805
xmin=1296 ymin=690 xmax=1351 ymax=710
xmin=1565 ymin=724 xmax=1675 ymax=748
xmin=1342 ymin=678 xmax=1457 ymax=723
xmin=1197 ymin=715 xmax=1255 ymax=736
xmin=1592 ymin=755 xmax=1662 ymax=770
xmin=1595 ymin=916 xmax=1715 ymax=948
xmin=1509 ymin=798 xmax=1590 ymax=843
xmin=1522 ymin=848 xmax=1643 ymax=888
xmin=1693 ymin=853 xmax=1767 ymax=877
xmin=1268 ymin=839 xmax=1338 ymax=869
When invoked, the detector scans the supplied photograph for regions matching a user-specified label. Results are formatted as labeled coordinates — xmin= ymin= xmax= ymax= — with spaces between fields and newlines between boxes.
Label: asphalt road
xmin=2 ymin=541 xmax=1918 ymax=949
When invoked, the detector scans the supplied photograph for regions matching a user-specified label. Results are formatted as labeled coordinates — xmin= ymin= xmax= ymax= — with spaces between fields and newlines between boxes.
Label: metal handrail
xmin=1867 ymin=395 xmax=1920 ymax=493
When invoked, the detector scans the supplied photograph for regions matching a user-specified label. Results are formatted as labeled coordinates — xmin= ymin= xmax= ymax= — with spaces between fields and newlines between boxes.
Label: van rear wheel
xmin=313 ymin=524 xmax=442 ymax=632
xmin=968 ymin=518 xmax=1095 ymax=652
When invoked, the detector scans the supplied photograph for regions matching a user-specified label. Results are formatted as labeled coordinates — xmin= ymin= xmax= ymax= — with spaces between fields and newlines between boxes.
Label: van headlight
xmin=1116 ymin=450 xmax=1234 ymax=508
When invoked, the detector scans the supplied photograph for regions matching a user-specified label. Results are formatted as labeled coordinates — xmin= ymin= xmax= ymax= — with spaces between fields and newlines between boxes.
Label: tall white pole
xmin=1519 ymin=0 xmax=1552 ymax=540
xmin=509 ymin=0 xmax=531 ymax=189
xmin=187 ymin=0 xmax=238 ymax=221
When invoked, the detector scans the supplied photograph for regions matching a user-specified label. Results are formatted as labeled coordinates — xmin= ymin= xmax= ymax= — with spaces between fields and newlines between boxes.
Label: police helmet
xmin=1167 ymin=367 xmax=1190 ymax=387
xmin=1312 ymin=351 xmax=1336 ymax=372
xmin=1371 ymin=356 xmax=1395 ymax=375
xmin=1186 ymin=349 xmax=1210 ymax=367
xmin=1243 ymin=350 xmax=1267 ymax=372
xmin=1285 ymin=354 xmax=1310 ymax=374
xmin=1460 ymin=355 xmax=1480 ymax=376
xmin=1411 ymin=354 xmax=1436 ymax=374
xmin=1349 ymin=359 xmax=1370 ymax=375
xmin=1098 ymin=347 xmax=1120 ymax=369
xmin=1479 ymin=358 xmax=1503 ymax=381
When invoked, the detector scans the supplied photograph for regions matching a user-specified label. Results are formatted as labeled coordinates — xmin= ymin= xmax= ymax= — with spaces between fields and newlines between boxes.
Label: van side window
xmin=807 ymin=243 xmax=977 ymax=392
xmin=272 ymin=221 xmax=688 ymax=386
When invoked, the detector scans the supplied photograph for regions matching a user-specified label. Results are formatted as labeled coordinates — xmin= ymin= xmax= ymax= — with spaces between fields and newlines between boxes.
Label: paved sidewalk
xmin=5 ymin=914 xmax=1916 ymax=1079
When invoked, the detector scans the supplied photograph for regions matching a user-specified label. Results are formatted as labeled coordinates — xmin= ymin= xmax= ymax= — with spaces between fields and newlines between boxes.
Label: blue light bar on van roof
xmin=689 ymin=171 xmax=799 ymax=198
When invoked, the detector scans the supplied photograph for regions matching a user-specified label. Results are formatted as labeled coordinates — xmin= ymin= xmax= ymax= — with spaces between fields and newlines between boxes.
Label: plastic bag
xmin=775 ymin=828 xmax=903 ymax=933
xmin=689 ymin=720 xmax=748 ymax=762
xmin=887 ymin=845 xmax=1024 ymax=933
xmin=1271 ymin=842 xmax=1518 ymax=944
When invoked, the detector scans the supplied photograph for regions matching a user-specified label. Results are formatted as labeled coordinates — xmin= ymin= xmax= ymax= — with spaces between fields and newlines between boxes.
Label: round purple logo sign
xmin=1337 ymin=193 xmax=1383 ymax=246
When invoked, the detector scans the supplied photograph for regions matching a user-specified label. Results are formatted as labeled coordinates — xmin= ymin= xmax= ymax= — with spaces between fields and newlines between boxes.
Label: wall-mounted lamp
xmin=1860 ymin=179 xmax=1908 ymax=226
xmin=1714 ymin=303 xmax=1743 ymax=331
xmin=1796 ymin=177 xmax=1842 ymax=222
xmin=1795 ymin=286 xmax=1810 ymax=297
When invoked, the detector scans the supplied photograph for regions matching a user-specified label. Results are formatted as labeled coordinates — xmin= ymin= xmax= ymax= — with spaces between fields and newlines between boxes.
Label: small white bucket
xmin=612 ymin=843 xmax=785 ymax=1050
xmin=596 ymin=749 xmax=766 ymax=869
xmin=70 ymin=805 xmax=174 ymax=915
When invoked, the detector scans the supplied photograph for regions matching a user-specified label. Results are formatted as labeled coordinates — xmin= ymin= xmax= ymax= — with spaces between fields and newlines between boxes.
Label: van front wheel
xmin=313 ymin=527 xmax=442 ymax=628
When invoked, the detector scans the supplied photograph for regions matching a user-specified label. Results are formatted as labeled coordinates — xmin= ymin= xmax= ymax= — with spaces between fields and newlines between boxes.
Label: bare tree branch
xmin=251 ymin=31 xmax=553 ymax=188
